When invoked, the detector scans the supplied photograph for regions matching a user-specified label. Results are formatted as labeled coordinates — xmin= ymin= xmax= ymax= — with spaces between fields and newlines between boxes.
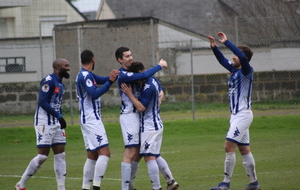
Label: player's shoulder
xmin=41 ymin=73 xmax=56 ymax=85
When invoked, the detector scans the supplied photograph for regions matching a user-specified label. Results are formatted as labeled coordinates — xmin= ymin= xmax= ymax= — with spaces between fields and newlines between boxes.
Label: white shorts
xmin=35 ymin=124 xmax=66 ymax=148
xmin=80 ymin=119 xmax=109 ymax=151
xmin=140 ymin=127 xmax=163 ymax=157
xmin=120 ymin=112 xmax=140 ymax=148
xmin=226 ymin=109 xmax=253 ymax=145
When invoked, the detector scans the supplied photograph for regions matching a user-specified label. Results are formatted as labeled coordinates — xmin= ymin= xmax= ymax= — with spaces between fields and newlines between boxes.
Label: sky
xmin=72 ymin=0 xmax=101 ymax=12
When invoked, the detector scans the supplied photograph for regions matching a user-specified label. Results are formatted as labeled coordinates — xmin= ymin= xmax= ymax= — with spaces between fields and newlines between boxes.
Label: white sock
xmin=82 ymin=158 xmax=96 ymax=189
xmin=121 ymin=162 xmax=131 ymax=190
xmin=147 ymin=159 xmax=161 ymax=190
xmin=156 ymin=156 xmax=174 ymax=183
xmin=93 ymin=155 xmax=109 ymax=187
xmin=19 ymin=154 xmax=48 ymax=188
xmin=130 ymin=161 xmax=139 ymax=188
xmin=54 ymin=152 xmax=66 ymax=190
xmin=223 ymin=152 xmax=236 ymax=183
xmin=242 ymin=152 xmax=258 ymax=183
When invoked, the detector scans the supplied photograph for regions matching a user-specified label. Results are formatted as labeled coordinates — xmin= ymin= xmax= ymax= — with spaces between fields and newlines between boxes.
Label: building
xmin=0 ymin=0 xmax=86 ymax=82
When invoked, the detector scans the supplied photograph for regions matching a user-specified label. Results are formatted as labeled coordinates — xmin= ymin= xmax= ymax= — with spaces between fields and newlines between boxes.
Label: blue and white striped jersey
xmin=76 ymin=68 xmax=111 ymax=124
xmin=34 ymin=73 xmax=65 ymax=126
xmin=118 ymin=65 xmax=162 ymax=114
xmin=139 ymin=77 xmax=163 ymax=132
xmin=212 ymin=40 xmax=253 ymax=114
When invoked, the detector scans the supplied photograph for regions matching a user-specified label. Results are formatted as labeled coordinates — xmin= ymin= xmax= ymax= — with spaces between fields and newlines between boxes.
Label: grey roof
xmin=104 ymin=0 xmax=300 ymax=45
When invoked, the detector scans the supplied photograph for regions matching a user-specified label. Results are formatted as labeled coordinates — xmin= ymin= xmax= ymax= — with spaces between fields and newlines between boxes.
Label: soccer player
xmin=15 ymin=59 xmax=70 ymax=190
xmin=120 ymin=61 xmax=179 ymax=190
xmin=208 ymin=32 xmax=260 ymax=190
xmin=76 ymin=50 xmax=118 ymax=190
xmin=115 ymin=47 xmax=178 ymax=190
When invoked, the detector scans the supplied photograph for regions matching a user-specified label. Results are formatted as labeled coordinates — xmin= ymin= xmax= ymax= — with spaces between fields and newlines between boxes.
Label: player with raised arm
xmin=120 ymin=61 xmax=179 ymax=190
xmin=76 ymin=50 xmax=119 ymax=190
xmin=115 ymin=47 xmax=178 ymax=190
xmin=208 ymin=32 xmax=260 ymax=190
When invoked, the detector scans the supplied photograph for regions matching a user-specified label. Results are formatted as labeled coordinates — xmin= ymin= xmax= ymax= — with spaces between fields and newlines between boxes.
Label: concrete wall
xmin=1 ymin=71 xmax=299 ymax=114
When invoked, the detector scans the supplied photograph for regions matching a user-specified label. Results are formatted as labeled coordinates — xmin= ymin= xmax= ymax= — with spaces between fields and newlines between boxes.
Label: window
xmin=39 ymin=16 xmax=67 ymax=36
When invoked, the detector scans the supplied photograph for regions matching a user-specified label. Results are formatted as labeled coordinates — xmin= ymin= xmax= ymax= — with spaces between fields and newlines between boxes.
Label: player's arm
xmin=208 ymin=35 xmax=233 ymax=72
xmin=92 ymin=69 xmax=119 ymax=84
xmin=38 ymin=80 xmax=62 ymax=119
xmin=224 ymin=40 xmax=252 ymax=75
xmin=38 ymin=79 xmax=67 ymax=128
xmin=92 ymin=73 xmax=109 ymax=84
xmin=119 ymin=59 xmax=167 ymax=83
xmin=85 ymin=70 xmax=117 ymax=99
xmin=120 ymin=83 xmax=146 ymax=112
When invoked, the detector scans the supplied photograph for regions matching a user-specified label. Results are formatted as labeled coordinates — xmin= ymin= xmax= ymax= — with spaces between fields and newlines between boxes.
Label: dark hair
xmin=115 ymin=47 xmax=130 ymax=61
xmin=238 ymin=45 xmax=253 ymax=61
xmin=81 ymin=50 xmax=94 ymax=65
xmin=127 ymin=62 xmax=145 ymax=73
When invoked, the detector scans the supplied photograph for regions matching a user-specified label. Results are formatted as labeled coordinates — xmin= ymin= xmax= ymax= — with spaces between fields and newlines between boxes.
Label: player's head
xmin=53 ymin=59 xmax=70 ymax=79
xmin=81 ymin=50 xmax=95 ymax=70
xmin=127 ymin=61 xmax=145 ymax=73
xmin=238 ymin=45 xmax=253 ymax=61
xmin=115 ymin=47 xmax=133 ymax=69
xmin=128 ymin=62 xmax=145 ymax=85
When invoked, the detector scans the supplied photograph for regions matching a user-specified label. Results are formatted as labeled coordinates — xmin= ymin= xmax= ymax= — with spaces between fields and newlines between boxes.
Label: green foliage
xmin=0 ymin=114 xmax=299 ymax=189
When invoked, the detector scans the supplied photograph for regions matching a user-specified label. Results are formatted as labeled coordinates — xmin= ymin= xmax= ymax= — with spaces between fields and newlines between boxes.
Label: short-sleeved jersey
xmin=34 ymin=73 xmax=65 ymax=126
xmin=139 ymin=77 xmax=163 ymax=132
xmin=117 ymin=65 xmax=162 ymax=114
xmin=211 ymin=40 xmax=253 ymax=114
xmin=76 ymin=68 xmax=111 ymax=124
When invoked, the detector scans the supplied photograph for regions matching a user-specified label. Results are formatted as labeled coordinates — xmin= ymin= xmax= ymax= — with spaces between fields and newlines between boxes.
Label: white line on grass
xmin=0 ymin=175 xmax=121 ymax=181
xmin=1 ymin=171 xmax=288 ymax=181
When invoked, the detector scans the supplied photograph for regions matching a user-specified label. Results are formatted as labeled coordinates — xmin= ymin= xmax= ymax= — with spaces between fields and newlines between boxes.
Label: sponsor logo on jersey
xmin=54 ymin=87 xmax=60 ymax=93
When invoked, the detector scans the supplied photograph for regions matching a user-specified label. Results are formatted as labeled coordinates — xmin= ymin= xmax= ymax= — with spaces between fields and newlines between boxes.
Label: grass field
xmin=0 ymin=113 xmax=299 ymax=190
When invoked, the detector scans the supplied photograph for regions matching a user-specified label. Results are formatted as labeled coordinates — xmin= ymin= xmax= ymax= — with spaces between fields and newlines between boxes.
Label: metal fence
xmin=0 ymin=16 xmax=299 ymax=123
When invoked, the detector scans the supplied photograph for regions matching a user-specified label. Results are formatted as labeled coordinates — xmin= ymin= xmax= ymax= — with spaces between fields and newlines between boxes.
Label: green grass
xmin=0 ymin=114 xmax=299 ymax=189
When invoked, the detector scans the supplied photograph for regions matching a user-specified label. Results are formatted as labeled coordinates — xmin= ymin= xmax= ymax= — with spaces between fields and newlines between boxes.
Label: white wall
xmin=176 ymin=47 xmax=300 ymax=75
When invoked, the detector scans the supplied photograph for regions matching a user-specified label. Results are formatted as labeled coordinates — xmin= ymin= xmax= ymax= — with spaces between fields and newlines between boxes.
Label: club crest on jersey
xmin=54 ymin=87 xmax=60 ymax=93
xmin=126 ymin=72 xmax=133 ymax=76
xmin=86 ymin=79 xmax=93 ymax=87
xmin=42 ymin=84 xmax=50 ymax=92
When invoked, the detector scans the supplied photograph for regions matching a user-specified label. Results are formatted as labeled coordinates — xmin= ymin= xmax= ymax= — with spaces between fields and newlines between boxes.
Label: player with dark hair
xmin=120 ymin=61 xmax=178 ymax=190
xmin=115 ymin=47 xmax=178 ymax=190
xmin=15 ymin=59 xmax=70 ymax=190
xmin=76 ymin=50 xmax=119 ymax=190
xmin=208 ymin=32 xmax=260 ymax=190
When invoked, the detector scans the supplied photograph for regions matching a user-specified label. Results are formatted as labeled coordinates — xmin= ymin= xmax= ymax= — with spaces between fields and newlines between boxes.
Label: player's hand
xmin=58 ymin=117 xmax=67 ymax=129
xmin=109 ymin=69 xmax=119 ymax=82
xmin=208 ymin=35 xmax=217 ymax=48
xmin=120 ymin=83 xmax=132 ymax=95
xmin=158 ymin=59 xmax=168 ymax=69
xmin=217 ymin=32 xmax=227 ymax=44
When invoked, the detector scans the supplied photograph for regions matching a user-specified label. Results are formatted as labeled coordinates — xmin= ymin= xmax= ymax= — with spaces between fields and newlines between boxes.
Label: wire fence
xmin=0 ymin=2 xmax=299 ymax=124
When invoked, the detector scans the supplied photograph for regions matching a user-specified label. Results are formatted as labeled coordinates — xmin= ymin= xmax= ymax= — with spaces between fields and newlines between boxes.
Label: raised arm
xmin=118 ymin=59 xmax=167 ymax=83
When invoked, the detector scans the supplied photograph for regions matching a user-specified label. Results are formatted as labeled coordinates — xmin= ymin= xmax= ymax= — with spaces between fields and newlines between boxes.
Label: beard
xmin=60 ymin=69 xmax=70 ymax=79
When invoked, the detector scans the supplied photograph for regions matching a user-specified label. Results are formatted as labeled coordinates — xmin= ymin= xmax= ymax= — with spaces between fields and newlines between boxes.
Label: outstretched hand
xmin=208 ymin=35 xmax=217 ymax=47
xmin=217 ymin=32 xmax=227 ymax=44
xmin=158 ymin=59 xmax=168 ymax=69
